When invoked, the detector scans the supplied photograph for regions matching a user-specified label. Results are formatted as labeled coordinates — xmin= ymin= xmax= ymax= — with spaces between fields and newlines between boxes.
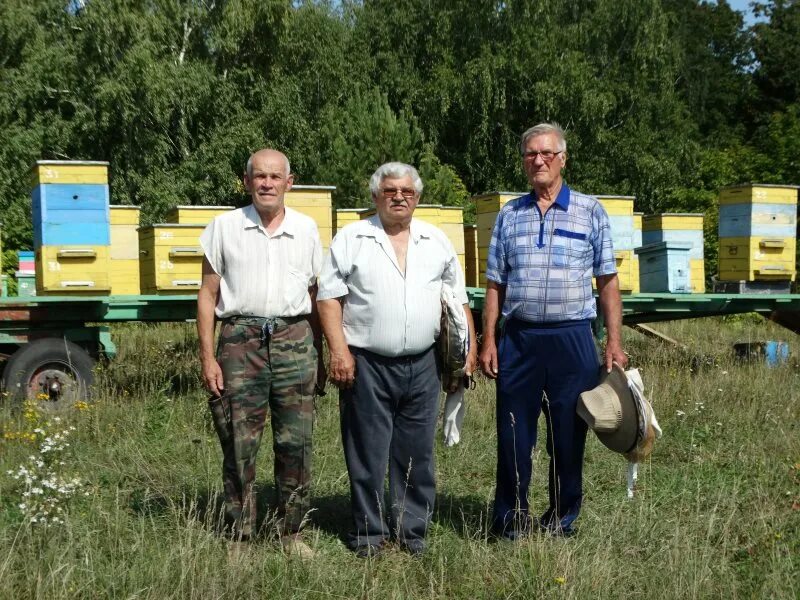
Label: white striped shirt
xmin=200 ymin=205 xmax=322 ymax=318
xmin=318 ymin=215 xmax=468 ymax=357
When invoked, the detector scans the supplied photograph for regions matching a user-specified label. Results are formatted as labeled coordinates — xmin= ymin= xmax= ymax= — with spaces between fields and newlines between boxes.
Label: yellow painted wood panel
xmin=642 ymin=213 xmax=703 ymax=231
xmin=438 ymin=223 xmax=466 ymax=254
xmin=335 ymin=209 xmax=367 ymax=232
xmin=110 ymin=225 xmax=139 ymax=260
xmin=110 ymin=206 xmax=141 ymax=225
xmin=285 ymin=187 xmax=334 ymax=208
xmin=31 ymin=161 xmax=109 ymax=186
xmin=597 ymin=197 xmax=634 ymax=216
xmin=718 ymin=236 xmax=796 ymax=263
xmin=291 ymin=205 xmax=333 ymax=228
xmin=719 ymin=185 xmax=798 ymax=205
xmin=690 ymin=259 xmax=706 ymax=292
xmin=438 ymin=207 xmax=464 ymax=225
xmin=36 ymin=244 xmax=111 ymax=293
xmin=473 ymin=192 xmax=524 ymax=215
xmin=165 ymin=206 xmax=233 ymax=224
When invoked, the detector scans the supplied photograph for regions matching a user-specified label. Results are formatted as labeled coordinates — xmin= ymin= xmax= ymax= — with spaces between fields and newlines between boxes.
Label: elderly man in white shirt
xmin=197 ymin=148 xmax=325 ymax=559
xmin=318 ymin=162 xmax=477 ymax=558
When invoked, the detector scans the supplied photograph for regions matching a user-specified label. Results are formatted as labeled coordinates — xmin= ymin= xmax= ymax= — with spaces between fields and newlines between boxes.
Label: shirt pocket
xmin=550 ymin=228 xmax=589 ymax=268
xmin=286 ymin=267 xmax=311 ymax=311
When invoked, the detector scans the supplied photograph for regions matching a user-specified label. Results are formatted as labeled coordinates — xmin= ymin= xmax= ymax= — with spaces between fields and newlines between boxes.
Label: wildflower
xmin=717 ymin=388 xmax=723 ymax=392
xmin=676 ymin=410 xmax=686 ymax=417
xmin=721 ymin=371 xmax=728 ymax=375
xmin=554 ymin=577 xmax=566 ymax=585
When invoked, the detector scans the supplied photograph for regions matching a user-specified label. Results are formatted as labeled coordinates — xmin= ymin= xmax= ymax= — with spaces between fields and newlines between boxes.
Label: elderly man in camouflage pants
xmin=197 ymin=148 xmax=325 ymax=558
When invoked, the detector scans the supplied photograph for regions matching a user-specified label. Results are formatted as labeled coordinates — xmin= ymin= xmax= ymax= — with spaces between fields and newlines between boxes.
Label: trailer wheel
xmin=1 ymin=339 xmax=95 ymax=408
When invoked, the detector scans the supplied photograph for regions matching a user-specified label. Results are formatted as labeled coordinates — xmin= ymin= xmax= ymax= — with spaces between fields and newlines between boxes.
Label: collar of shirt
xmin=242 ymin=203 xmax=298 ymax=237
xmin=525 ymin=183 xmax=572 ymax=212
xmin=360 ymin=215 xmax=432 ymax=243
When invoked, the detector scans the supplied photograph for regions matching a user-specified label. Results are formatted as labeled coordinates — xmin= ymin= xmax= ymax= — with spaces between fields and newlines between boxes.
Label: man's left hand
xmin=465 ymin=350 xmax=478 ymax=378
xmin=604 ymin=340 xmax=628 ymax=372
xmin=316 ymin=358 xmax=328 ymax=394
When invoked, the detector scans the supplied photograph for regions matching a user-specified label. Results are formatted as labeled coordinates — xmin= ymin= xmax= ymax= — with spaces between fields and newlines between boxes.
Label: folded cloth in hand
xmin=443 ymin=385 xmax=466 ymax=447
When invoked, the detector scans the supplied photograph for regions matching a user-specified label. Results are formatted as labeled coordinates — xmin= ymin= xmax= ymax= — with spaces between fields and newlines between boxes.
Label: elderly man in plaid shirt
xmin=479 ymin=122 xmax=627 ymax=539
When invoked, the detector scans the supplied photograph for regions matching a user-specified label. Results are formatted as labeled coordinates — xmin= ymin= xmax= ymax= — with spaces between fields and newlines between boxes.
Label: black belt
xmin=223 ymin=315 xmax=308 ymax=347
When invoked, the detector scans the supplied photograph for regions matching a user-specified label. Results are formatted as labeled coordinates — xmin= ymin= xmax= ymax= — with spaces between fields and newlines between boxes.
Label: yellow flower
xmin=554 ymin=577 xmax=566 ymax=585
xmin=37 ymin=393 xmax=49 ymax=401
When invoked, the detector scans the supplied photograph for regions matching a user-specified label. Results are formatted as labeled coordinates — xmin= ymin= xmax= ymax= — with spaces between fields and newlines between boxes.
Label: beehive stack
xmin=109 ymin=206 xmax=141 ymax=295
xmin=31 ymin=161 xmax=111 ymax=295
xmin=632 ymin=212 xmax=643 ymax=293
xmin=642 ymin=213 xmax=705 ymax=293
xmin=717 ymin=184 xmax=798 ymax=284
xmin=139 ymin=225 xmax=206 ymax=294
xmin=464 ymin=225 xmax=478 ymax=287
xmin=335 ymin=208 xmax=369 ymax=234
xmin=635 ymin=241 xmax=693 ymax=293
xmin=473 ymin=192 xmax=526 ymax=286
xmin=285 ymin=186 xmax=335 ymax=253
xmin=15 ymin=250 xmax=36 ymax=297
xmin=596 ymin=196 xmax=636 ymax=293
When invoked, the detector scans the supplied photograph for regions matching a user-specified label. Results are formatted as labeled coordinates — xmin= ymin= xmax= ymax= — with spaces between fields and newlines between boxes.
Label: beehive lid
xmin=635 ymin=241 xmax=693 ymax=255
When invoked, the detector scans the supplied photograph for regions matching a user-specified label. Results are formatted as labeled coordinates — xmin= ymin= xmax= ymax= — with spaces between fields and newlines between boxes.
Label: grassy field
xmin=0 ymin=316 xmax=798 ymax=599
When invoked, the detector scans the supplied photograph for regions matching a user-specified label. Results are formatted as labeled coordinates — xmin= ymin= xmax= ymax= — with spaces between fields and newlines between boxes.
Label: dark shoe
xmin=491 ymin=515 xmax=536 ymax=541
xmin=539 ymin=510 xmax=578 ymax=538
xmin=399 ymin=539 xmax=426 ymax=557
xmin=354 ymin=543 xmax=384 ymax=559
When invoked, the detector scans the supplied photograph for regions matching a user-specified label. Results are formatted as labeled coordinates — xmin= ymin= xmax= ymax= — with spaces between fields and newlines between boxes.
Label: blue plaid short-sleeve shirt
xmin=485 ymin=184 xmax=617 ymax=322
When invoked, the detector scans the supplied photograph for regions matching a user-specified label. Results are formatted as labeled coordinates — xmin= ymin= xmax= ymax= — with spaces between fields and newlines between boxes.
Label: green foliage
xmin=0 ymin=0 xmax=797 ymax=254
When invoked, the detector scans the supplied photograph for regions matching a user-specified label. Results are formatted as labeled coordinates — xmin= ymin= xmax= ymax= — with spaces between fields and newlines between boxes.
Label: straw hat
xmin=577 ymin=363 xmax=640 ymax=453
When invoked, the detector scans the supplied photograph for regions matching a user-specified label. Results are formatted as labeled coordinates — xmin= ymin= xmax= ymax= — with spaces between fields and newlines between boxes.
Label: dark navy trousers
xmin=493 ymin=318 xmax=599 ymax=535
xmin=340 ymin=346 xmax=440 ymax=549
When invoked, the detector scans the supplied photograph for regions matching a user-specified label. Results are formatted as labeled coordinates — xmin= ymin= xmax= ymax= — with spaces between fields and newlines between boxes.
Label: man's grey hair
xmin=368 ymin=162 xmax=424 ymax=197
xmin=520 ymin=123 xmax=567 ymax=155
xmin=245 ymin=150 xmax=291 ymax=179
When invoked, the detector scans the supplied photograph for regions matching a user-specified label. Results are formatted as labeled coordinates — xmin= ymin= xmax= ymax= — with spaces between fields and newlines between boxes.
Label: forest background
xmin=1 ymin=0 xmax=799 ymax=279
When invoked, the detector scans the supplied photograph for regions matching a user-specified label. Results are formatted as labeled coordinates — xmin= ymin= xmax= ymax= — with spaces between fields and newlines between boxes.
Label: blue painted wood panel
xmin=32 ymin=184 xmax=110 ymax=213
xmin=719 ymin=203 xmax=796 ymax=237
xmin=642 ymin=229 xmax=704 ymax=259
xmin=635 ymin=242 xmax=692 ymax=293
xmin=34 ymin=222 xmax=111 ymax=247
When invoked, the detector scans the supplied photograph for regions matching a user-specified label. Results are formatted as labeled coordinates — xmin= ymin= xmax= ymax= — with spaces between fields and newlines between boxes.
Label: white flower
xmin=676 ymin=410 xmax=686 ymax=417
xmin=18 ymin=503 xmax=26 ymax=510
xmin=721 ymin=371 xmax=728 ymax=375
xmin=717 ymin=388 xmax=723 ymax=392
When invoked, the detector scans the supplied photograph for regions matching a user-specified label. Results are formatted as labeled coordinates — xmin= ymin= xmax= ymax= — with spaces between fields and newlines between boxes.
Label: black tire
xmin=1 ymin=338 xmax=95 ymax=408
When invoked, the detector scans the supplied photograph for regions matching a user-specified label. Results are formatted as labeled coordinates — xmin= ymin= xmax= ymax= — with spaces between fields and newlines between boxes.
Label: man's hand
xmin=465 ymin=349 xmax=478 ymax=378
xmin=604 ymin=340 xmax=628 ymax=372
xmin=329 ymin=349 xmax=356 ymax=389
xmin=479 ymin=340 xmax=499 ymax=379
xmin=202 ymin=359 xmax=225 ymax=397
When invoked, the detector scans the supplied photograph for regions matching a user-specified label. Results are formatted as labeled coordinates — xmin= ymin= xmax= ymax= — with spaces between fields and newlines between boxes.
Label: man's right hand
xmin=202 ymin=359 xmax=225 ymax=397
xmin=479 ymin=340 xmax=499 ymax=379
xmin=329 ymin=349 xmax=356 ymax=389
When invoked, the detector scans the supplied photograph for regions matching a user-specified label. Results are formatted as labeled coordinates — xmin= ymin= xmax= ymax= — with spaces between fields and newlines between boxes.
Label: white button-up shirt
xmin=318 ymin=215 xmax=468 ymax=357
xmin=200 ymin=204 xmax=322 ymax=318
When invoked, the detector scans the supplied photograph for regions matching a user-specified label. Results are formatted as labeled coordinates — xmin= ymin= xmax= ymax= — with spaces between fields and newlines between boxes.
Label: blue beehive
xmin=635 ymin=241 xmax=692 ymax=293
xmin=32 ymin=184 xmax=111 ymax=246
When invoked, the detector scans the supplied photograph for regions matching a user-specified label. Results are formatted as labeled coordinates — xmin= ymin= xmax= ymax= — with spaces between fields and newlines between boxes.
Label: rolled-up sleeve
xmin=317 ymin=233 xmax=349 ymax=300
xmin=485 ymin=209 xmax=508 ymax=285
xmin=591 ymin=203 xmax=617 ymax=277
xmin=441 ymin=239 xmax=469 ymax=305
xmin=310 ymin=226 xmax=323 ymax=284
xmin=199 ymin=219 xmax=223 ymax=276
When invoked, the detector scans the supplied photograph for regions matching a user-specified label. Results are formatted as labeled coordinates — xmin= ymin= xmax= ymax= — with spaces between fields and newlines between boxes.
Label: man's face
xmin=374 ymin=175 xmax=419 ymax=225
xmin=522 ymin=133 xmax=566 ymax=190
xmin=244 ymin=151 xmax=293 ymax=214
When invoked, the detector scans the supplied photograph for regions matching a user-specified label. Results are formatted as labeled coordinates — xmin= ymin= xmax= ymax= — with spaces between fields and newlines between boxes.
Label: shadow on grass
xmin=310 ymin=493 xmax=352 ymax=541
xmin=434 ymin=492 xmax=494 ymax=539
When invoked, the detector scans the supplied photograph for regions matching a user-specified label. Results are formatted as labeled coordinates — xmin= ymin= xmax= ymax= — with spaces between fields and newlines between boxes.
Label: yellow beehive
xmin=718 ymin=236 xmax=797 ymax=281
xmin=31 ymin=160 xmax=109 ymax=186
xmin=690 ymin=258 xmax=705 ymax=293
xmin=335 ymin=208 xmax=369 ymax=233
xmin=139 ymin=225 xmax=205 ymax=294
xmin=286 ymin=186 xmax=335 ymax=252
xmin=596 ymin=195 xmax=635 ymax=216
xmin=718 ymin=184 xmax=798 ymax=205
xmin=109 ymin=259 xmax=141 ymax=295
xmin=632 ymin=213 xmax=642 ymax=294
xmin=464 ymin=225 xmax=478 ymax=287
xmin=165 ymin=206 xmax=233 ymax=224
xmin=474 ymin=192 xmax=526 ymax=286
xmin=35 ymin=245 xmax=111 ymax=294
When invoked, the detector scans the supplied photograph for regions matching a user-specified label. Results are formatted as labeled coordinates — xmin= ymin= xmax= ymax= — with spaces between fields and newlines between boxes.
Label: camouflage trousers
xmin=207 ymin=316 xmax=316 ymax=538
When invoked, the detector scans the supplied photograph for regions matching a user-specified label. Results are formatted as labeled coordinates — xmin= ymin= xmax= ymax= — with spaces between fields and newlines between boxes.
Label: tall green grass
xmin=0 ymin=317 xmax=798 ymax=599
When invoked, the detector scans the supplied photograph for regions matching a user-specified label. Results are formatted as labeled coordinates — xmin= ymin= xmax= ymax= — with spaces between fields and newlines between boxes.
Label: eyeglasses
xmin=380 ymin=187 xmax=417 ymax=199
xmin=522 ymin=150 xmax=564 ymax=162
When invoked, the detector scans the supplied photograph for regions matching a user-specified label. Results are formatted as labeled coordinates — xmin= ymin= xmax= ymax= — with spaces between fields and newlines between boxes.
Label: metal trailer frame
xmin=1 ymin=291 xmax=799 ymax=405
